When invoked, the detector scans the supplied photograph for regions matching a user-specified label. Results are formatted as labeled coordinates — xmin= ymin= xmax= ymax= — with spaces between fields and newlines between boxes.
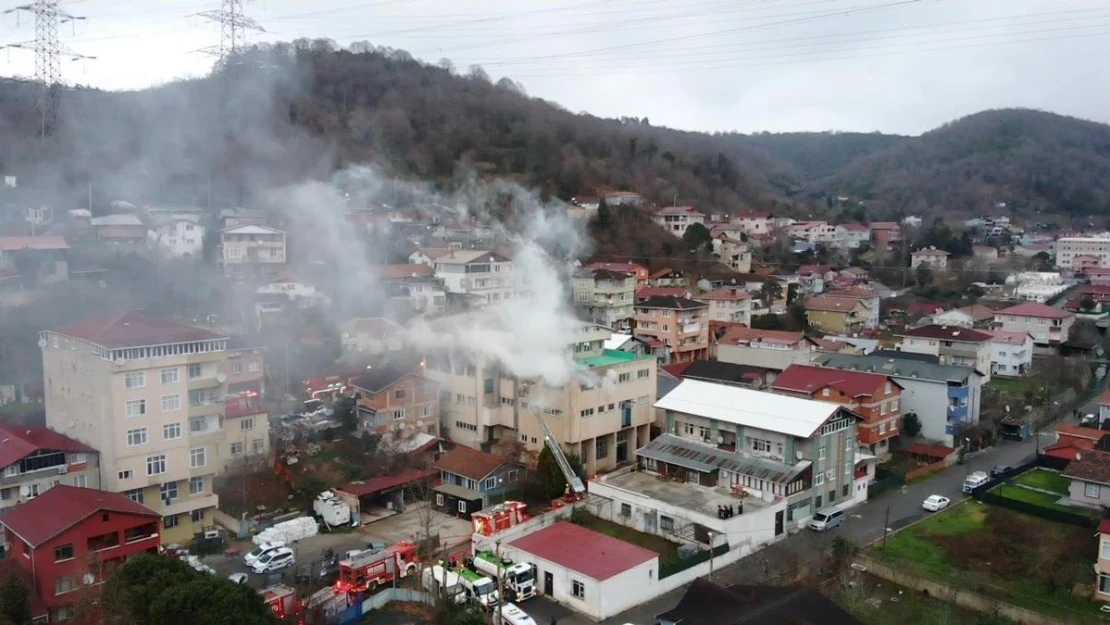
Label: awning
xmin=434 ymin=482 xmax=483 ymax=501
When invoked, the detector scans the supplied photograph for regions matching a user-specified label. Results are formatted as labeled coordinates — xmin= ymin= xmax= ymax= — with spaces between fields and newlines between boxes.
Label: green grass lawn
xmin=568 ymin=511 xmax=681 ymax=564
xmin=1011 ymin=469 xmax=1070 ymax=494
xmin=993 ymin=483 xmax=1100 ymax=519
xmin=990 ymin=378 xmax=1034 ymax=395
xmin=833 ymin=574 xmax=1005 ymax=625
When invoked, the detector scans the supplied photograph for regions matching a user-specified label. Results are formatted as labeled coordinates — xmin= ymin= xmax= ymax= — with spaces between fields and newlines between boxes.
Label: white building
xmin=433 ymin=250 xmax=514 ymax=307
xmin=500 ymin=521 xmax=658 ymax=621
xmin=911 ymin=247 xmax=950 ymax=272
xmin=786 ymin=221 xmax=838 ymax=245
xmin=219 ymin=224 xmax=286 ymax=277
xmin=897 ymin=325 xmax=992 ymax=381
xmin=1011 ymin=272 xmax=1070 ymax=303
xmin=695 ymin=288 xmax=752 ymax=325
xmin=731 ymin=211 xmax=773 ymax=237
xmin=836 ymin=224 xmax=871 ymax=249
xmin=148 ymin=216 xmax=204 ymax=258
xmin=993 ymin=302 xmax=1076 ymax=348
xmin=339 ymin=317 xmax=404 ymax=356
xmin=982 ymin=330 xmax=1034 ymax=378
xmin=652 ymin=207 xmax=706 ymax=237
xmin=1055 ymin=236 xmax=1110 ymax=271
xmin=256 ymin=280 xmax=330 ymax=306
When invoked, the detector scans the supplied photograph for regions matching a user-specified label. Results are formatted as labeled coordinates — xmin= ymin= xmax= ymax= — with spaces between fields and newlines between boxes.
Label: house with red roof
xmin=981 ymin=329 xmax=1034 ymax=377
xmin=773 ymin=364 xmax=902 ymax=458
xmin=993 ymin=302 xmax=1076 ymax=347
xmin=0 ymin=485 xmax=160 ymax=622
xmin=1042 ymin=423 xmax=1105 ymax=467
xmin=585 ymin=262 xmax=649 ymax=286
xmin=0 ymin=424 xmax=99 ymax=512
xmin=898 ymin=325 xmax=993 ymax=381
xmin=714 ymin=326 xmax=818 ymax=372
xmin=694 ymin=288 xmax=752 ymax=325
xmin=501 ymin=521 xmax=659 ymax=620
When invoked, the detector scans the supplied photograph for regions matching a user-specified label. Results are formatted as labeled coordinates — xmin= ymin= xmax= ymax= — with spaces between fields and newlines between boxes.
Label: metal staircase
xmin=529 ymin=407 xmax=586 ymax=495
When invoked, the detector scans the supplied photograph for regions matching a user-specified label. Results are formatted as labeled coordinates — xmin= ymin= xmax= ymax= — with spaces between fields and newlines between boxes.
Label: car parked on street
xmin=252 ymin=547 xmax=295 ymax=575
xmin=228 ymin=572 xmax=249 ymax=585
xmin=922 ymin=495 xmax=951 ymax=512
xmin=989 ymin=465 xmax=1011 ymax=479
xmin=808 ymin=507 xmax=844 ymax=532
xmin=244 ymin=541 xmax=286 ymax=568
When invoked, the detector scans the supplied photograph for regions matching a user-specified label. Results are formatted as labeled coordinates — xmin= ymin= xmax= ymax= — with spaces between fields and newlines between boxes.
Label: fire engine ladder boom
xmin=530 ymin=407 xmax=585 ymax=494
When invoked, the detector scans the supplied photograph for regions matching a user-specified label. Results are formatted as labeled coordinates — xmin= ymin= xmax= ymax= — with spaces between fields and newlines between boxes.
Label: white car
xmin=228 ymin=573 xmax=249 ymax=585
xmin=252 ymin=547 xmax=295 ymax=575
xmin=922 ymin=495 xmax=951 ymax=512
xmin=244 ymin=542 xmax=285 ymax=567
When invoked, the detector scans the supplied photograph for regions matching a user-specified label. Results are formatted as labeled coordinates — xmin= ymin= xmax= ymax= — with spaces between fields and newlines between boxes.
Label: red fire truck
xmin=334 ymin=540 xmax=419 ymax=593
xmin=260 ymin=584 xmax=299 ymax=622
xmin=471 ymin=501 xmax=529 ymax=537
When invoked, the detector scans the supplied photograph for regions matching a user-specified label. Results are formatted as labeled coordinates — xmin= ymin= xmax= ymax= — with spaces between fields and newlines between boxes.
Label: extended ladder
xmin=529 ymin=407 xmax=586 ymax=494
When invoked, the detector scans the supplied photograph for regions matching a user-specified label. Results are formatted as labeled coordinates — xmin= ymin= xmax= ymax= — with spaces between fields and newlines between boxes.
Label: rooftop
xmin=606 ymin=469 xmax=773 ymax=523
xmin=804 ymin=295 xmax=864 ymax=313
xmin=50 ymin=311 xmax=226 ymax=349
xmin=1063 ymin=449 xmax=1110 ymax=486
xmin=342 ymin=317 xmax=403 ymax=335
xmin=434 ymin=249 xmax=511 ymax=265
xmin=1 ymin=485 xmax=158 ymax=548
xmin=655 ymin=379 xmax=854 ymax=439
xmin=90 ymin=214 xmax=143 ymax=227
xmin=636 ymin=295 xmax=707 ymax=311
xmin=636 ymin=287 xmax=691 ymax=300
xmin=340 ymin=468 xmax=436 ymax=498
xmin=0 ymin=236 xmax=69 ymax=252
xmin=435 ymin=445 xmax=518 ymax=482
xmin=716 ymin=325 xmax=808 ymax=348
xmin=349 ymin=364 xmax=421 ymax=394
xmin=772 ymin=364 xmax=896 ymax=398
xmin=995 ymin=301 xmax=1074 ymax=320
xmin=0 ymin=424 xmax=95 ymax=470
xmin=222 ymin=224 xmax=283 ymax=235
xmin=900 ymin=324 xmax=993 ymax=343
xmin=508 ymin=521 xmax=657 ymax=581
xmin=372 ymin=264 xmax=435 ymax=279
xmin=981 ymin=329 xmax=1032 ymax=346
xmin=578 ymin=349 xmax=643 ymax=368
xmin=816 ymin=353 xmax=975 ymax=384
xmin=635 ymin=434 xmax=808 ymax=486
xmin=696 ymin=288 xmax=750 ymax=301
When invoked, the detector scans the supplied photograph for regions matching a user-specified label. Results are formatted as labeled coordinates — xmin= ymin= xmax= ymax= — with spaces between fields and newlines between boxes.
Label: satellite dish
xmin=761 ymin=491 xmax=775 ymax=503
xmin=37 ymin=337 xmax=46 ymax=349
xmin=716 ymin=435 xmax=724 ymax=444
xmin=18 ymin=485 xmax=30 ymax=498
xmin=216 ymin=373 xmax=227 ymax=383
xmin=795 ymin=450 xmax=804 ymax=460
xmin=83 ymin=573 xmax=95 ymax=586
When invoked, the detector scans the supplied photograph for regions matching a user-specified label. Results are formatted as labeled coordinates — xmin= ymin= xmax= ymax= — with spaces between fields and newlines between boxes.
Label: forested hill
xmin=731 ymin=131 xmax=909 ymax=183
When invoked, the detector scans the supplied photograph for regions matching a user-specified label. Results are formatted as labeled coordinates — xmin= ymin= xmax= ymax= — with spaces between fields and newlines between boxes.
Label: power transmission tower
xmin=2 ymin=0 xmax=93 ymax=140
xmin=198 ymin=0 xmax=264 ymax=71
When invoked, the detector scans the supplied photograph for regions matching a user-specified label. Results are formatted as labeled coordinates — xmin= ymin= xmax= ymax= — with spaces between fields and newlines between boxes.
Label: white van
xmin=808 ymin=507 xmax=844 ymax=532
xmin=244 ymin=541 xmax=286 ymax=567
xmin=500 ymin=603 xmax=536 ymax=625
xmin=963 ymin=471 xmax=990 ymax=493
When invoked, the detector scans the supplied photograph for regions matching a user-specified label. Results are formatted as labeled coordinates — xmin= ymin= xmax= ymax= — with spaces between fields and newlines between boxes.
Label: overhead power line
xmin=198 ymin=0 xmax=264 ymax=68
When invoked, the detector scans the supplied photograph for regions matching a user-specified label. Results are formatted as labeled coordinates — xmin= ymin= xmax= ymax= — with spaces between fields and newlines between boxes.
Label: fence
xmin=362 ymin=588 xmax=432 ymax=612
xmin=659 ymin=543 xmax=730 ymax=579
xmin=867 ymin=473 xmax=905 ymax=498
xmin=968 ymin=456 xmax=1099 ymax=529
xmin=904 ymin=459 xmax=948 ymax=482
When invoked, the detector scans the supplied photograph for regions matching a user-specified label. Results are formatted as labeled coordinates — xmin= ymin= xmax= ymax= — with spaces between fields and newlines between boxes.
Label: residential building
xmin=1042 ymin=423 xmax=1105 ymax=466
xmin=823 ymin=288 xmax=880 ymax=330
xmin=837 ymin=223 xmax=871 ymax=249
xmin=633 ymin=296 xmax=709 ymax=363
xmin=1063 ymin=450 xmax=1110 ymax=510
xmin=772 ymin=364 xmax=901 ymax=458
xmin=585 ymin=262 xmax=649 ymax=287
xmin=423 ymin=321 xmax=655 ymax=475
xmin=648 ymin=379 xmax=871 ymax=525
xmin=993 ymin=302 xmax=1076 ymax=348
xmin=897 ymin=325 xmax=992 ymax=381
xmin=1098 ymin=390 xmax=1110 ymax=426
xmin=1056 ymin=236 xmax=1110 ymax=270
xmin=573 ymin=268 xmax=636 ymax=331
xmin=731 ymin=211 xmax=774 ymax=237
xmin=1012 ymin=272 xmax=1070 ymax=303
xmin=870 ymin=222 xmax=902 ymax=251
xmin=695 ymin=288 xmax=752 ymax=325
xmin=982 ymin=330 xmax=1034 ymax=377
xmin=255 ymin=280 xmax=330 ymax=307
xmin=221 ymin=395 xmax=269 ymax=468
xmin=225 ymin=336 xmax=265 ymax=398
xmin=219 ymin=224 xmax=286 ymax=277
xmin=0 ymin=424 xmax=99 ymax=511
xmin=0 ymin=485 xmax=160 ymax=622
xmin=1096 ymin=520 xmax=1110 ymax=601
xmin=603 ymin=191 xmax=643 ymax=206
xmin=42 ymin=312 xmax=229 ymax=543
xmin=665 ymin=360 xmax=776 ymax=389
xmin=804 ymin=295 xmax=869 ymax=335
xmin=373 ymin=264 xmax=447 ymax=314
xmin=931 ymin=304 xmax=996 ymax=329
xmin=432 ymin=445 xmax=523 ymax=517
xmin=712 ymin=236 xmax=752 ymax=273
xmin=648 ymin=269 xmax=689 ymax=288
xmin=91 ymin=214 xmax=146 ymax=244
xmin=434 ymin=250 xmax=514 ymax=307
xmin=786 ymin=221 xmax=838 ymax=245
xmin=350 ymin=364 xmax=440 ymax=440
xmin=911 ymin=247 xmax=950 ymax=272
xmin=713 ymin=326 xmax=817 ymax=371
xmin=653 ymin=206 xmax=706 ymax=236
xmin=0 ymin=236 xmax=68 ymax=286
xmin=500 ymin=521 xmax=657 ymax=621
xmin=148 ymin=216 xmax=204 ymax=258
xmin=657 ymin=579 xmax=865 ymax=625
xmin=816 ymin=353 xmax=983 ymax=447
xmin=408 ymin=246 xmax=453 ymax=267
xmin=339 ymin=317 xmax=405 ymax=356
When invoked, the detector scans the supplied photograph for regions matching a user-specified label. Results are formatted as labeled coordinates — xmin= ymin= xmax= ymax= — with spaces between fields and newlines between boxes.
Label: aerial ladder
xmin=527 ymin=405 xmax=585 ymax=498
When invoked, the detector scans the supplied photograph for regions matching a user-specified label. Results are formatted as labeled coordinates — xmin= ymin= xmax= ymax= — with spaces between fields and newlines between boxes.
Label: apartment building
xmin=837 ymin=223 xmax=871 ymax=249
xmin=898 ymin=325 xmax=992 ymax=381
xmin=993 ymin=302 xmax=1076 ymax=348
xmin=222 ymin=395 xmax=269 ymax=467
xmin=584 ymin=262 xmax=649 ymax=287
xmin=434 ymin=250 xmax=514 ymax=307
xmin=911 ymin=247 xmax=950 ymax=272
xmin=713 ymin=326 xmax=817 ymax=371
xmin=350 ymin=364 xmax=440 ymax=440
xmin=219 ymin=224 xmax=286 ymax=277
xmin=340 ymin=317 xmax=405 ymax=357
xmin=41 ymin=311 xmax=229 ymax=543
xmin=982 ymin=330 xmax=1034 ymax=377
xmin=695 ymin=288 xmax=752 ymax=325
xmin=572 ymin=268 xmax=636 ymax=331
xmin=422 ymin=321 xmax=655 ymax=475
xmin=711 ymin=236 xmax=752 ymax=273
xmin=1096 ymin=519 xmax=1110 ymax=601
xmin=652 ymin=206 xmax=706 ymax=236
xmin=1056 ymin=236 xmax=1110 ymax=271
xmin=804 ymin=296 xmax=869 ymax=335
xmin=786 ymin=221 xmax=839 ymax=245
xmin=772 ymin=365 xmax=901 ymax=458
xmin=0 ymin=424 xmax=99 ymax=511
xmin=825 ymin=288 xmax=880 ymax=329
xmin=226 ymin=336 xmax=265 ymax=398
xmin=633 ymin=296 xmax=709 ymax=363
xmin=870 ymin=222 xmax=902 ymax=251
xmin=731 ymin=211 xmax=774 ymax=237
xmin=148 ymin=215 xmax=204 ymax=259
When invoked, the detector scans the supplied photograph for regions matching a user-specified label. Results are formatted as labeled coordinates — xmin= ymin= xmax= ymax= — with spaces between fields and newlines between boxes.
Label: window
xmin=420 ymin=405 xmax=431 ymax=418
xmin=125 ymin=399 xmax=146 ymax=418
xmin=190 ymin=447 xmax=207 ymax=468
xmin=54 ymin=576 xmax=77 ymax=596
xmin=845 ymin=437 xmax=854 ymax=451
xmin=618 ymin=372 xmax=631 ymax=383
xmin=457 ymin=500 xmax=466 ymax=513
xmin=161 ymin=395 xmax=181 ymax=412
xmin=118 ymin=470 xmax=133 ymax=481
xmin=187 ymin=363 xmax=202 ymax=379
xmin=251 ymin=439 xmax=264 ymax=455
xmin=241 ymin=417 xmax=254 ymax=431
xmin=164 ymin=422 xmax=182 ymax=440
xmin=752 ymin=439 xmax=771 ymax=453
xmin=189 ymin=417 xmax=207 ymax=433
xmin=394 ymin=409 xmax=406 ymax=420
xmin=815 ymin=473 xmax=825 ymax=486
xmin=125 ymin=488 xmax=144 ymax=504
xmin=1086 ymin=482 xmax=1101 ymax=499
xmin=228 ymin=361 xmax=243 ymax=375
xmin=248 ymin=361 xmax=260 ymax=373
xmin=620 ymin=503 xmax=632 ymax=517
xmin=572 ymin=580 xmax=585 ymax=599
xmin=161 ymin=368 xmax=179 ymax=385
xmin=1102 ymin=541 xmax=1110 ymax=561
xmin=72 ymin=474 xmax=87 ymax=488
xmin=124 ymin=372 xmax=145 ymax=389
xmin=191 ymin=509 xmax=205 ymax=523
xmin=660 ymin=515 xmax=674 ymax=532
xmin=637 ymin=368 xmax=650 ymax=379
xmin=1100 ymin=574 xmax=1110 ymax=596
xmin=394 ymin=389 xmax=407 ymax=400
xmin=230 ymin=443 xmax=243 ymax=456
xmin=818 ymin=446 xmax=827 ymax=460
xmin=189 ymin=476 xmax=204 ymax=495
xmin=506 ymin=470 xmax=518 ymax=483
xmin=127 ymin=428 xmax=148 ymax=446
xmin=54 ymin=544 xmax=74 ymax=562
xmin=147 ymin=454 xmax=166 ymax=476
xmin=822 ymin=388 xmax=830 ymax=397
xmin=891 ymin=399 xmax=899 ymax=412
xmin=885 ymin=382 xmax=892 ymax=393
xmin=879 ymin=422 xmax=887 ymax=435
xmin=843 ymin=484 xmax=850 ymax=497
xmin=3 ymin=466 xmax=17 ymax=478
xmin=160 ymin=481 xmax=178 ymax=501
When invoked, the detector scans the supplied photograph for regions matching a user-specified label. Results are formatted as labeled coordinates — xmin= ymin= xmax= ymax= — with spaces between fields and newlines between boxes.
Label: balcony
xmin=189 ymin=402 xmax=224 ymax=419
xmin=947 ymin=404 xmax=969 ymax=421
xmin=188 ymin=376 xmax=223 ymax=391
xmin=681 ymin=323 xmax=702 ymax=335
xmin=160 ymin=493 xmax=218 ymax=517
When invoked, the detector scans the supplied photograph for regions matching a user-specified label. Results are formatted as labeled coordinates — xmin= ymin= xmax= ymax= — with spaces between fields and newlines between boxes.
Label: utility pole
xmin=494 ymin=540 xmax=504 ymax=625
xmin=198 ymin=0 xmax=265 ymax=73
xmin=881 ymin=505 xmax=890 ymax=548
xmin=2 ymin=0 xmax=94 ymax=142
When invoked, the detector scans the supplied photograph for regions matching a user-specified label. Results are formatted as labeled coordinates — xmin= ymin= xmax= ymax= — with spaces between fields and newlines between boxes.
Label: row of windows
xmin=125 ymin=476 xmax=205 ymax=504
xmin=108 ymin=342 xmax=227 ymax=362
xmin=1 ymin=474 xmax=87 ymax=501
xmin=230 ymin=440 xmax=266 ymax=456
xmin=117 ymin=448 xmax=208 ymax=480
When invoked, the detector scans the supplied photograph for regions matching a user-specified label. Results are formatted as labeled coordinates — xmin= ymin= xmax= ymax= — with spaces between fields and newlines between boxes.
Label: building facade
xmin=982 ymin=330 xmax=1034 ymax=378
xmin=653 ymin=207 xmax=706 ymax=236
xmin=572 ymin=269 xmax=636 ymax=331
xmin=696 ymin=289 xmax=752 ymax=325
xmin=993 ymin=302 xmax=1076 ymax=347
xmin=911 ymin=248 xmax=949 ymax=271
xmin=434 ymin=250 xmax=514 ymax=307
xmin=1056 ymin=237 xmax=1110 ymax=270
xmin=713 ymin=326 xmax=816 ymax=372
xmin=804 ymin=296 xmax=869 ymax=335
xmin=42 ymin=312 xmax=229 ymax=543
xmin=633 ymin=296 xmax=710 ymax=363
xmin=351 ymin=366 xmax=441 ymax=441
xmin=149 ymin=217 xmax=204 ymax=258
xmin=0 ymin=425 xmax=99 ymax=511
xmin=219 ymin=224 xmax=286 ymax=277
xmin=898 ymin=325 xmax=992 ymax=381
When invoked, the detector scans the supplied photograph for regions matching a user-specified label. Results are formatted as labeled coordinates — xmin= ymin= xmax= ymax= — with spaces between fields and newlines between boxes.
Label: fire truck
xmin=260 ymin=584 xmax=299 ymax=622
xmin=471 ymin=501 xmax=529 ymax=537
xmin=334 ymin=540 xmax=419 ymax=593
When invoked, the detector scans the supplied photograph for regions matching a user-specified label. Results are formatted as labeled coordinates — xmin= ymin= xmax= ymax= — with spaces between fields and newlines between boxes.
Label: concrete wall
xmin=363 ymin=588 xmax=432 ymax=611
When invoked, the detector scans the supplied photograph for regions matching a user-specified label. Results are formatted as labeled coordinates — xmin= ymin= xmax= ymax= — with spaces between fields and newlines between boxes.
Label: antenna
xmin=198 ymin=0 xmax=264 ymax=71
xmin=2 ymin=0 xmax=94 ymax=140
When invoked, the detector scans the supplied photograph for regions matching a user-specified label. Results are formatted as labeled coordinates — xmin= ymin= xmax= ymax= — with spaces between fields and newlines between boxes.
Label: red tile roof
xmin=434 ymin=445 xmax=517 ymax=481
xmin=1055 ymin=423 xmax=1106 ymax=441
xmin=1 ymin=485 xmax=158 ymax=547
xmin=772 ymin=364 xmax=896 ymax=398
xmin=51 ymin=311 xmax=225 ymax=349
xmin=0 ymin=424 xmax=95 ymax=469
xmin=716 ymin=326 xmax=807 ymax=347
xmin=995 ymin=302 xmax=1074 ymax=320
xmin=1097 ymin=389 xmax=1110 ymax=406
xmin=827 ymin=287 xmax=877 ymax=299
xmin=696 ymin=288 xmax=750 ymax=301
xmin=982 ymin=330 xmax=1032 ymax=346
xmin=1099 ymin=519 xmax=1110 ymax=535
xmin=661 ymin=362 xmax=693 ymax=377
xmin=0 ymin=236 xmax=69 ymax=252
xmin=902 ymin=443 xmax=956 ymax=460
xmin=635 ymin=287 xmax=690 ymax=300
xmin=900 ymin=325 xmax=992 ymax=343
xmin=586 ymin=262 xmax=646 ymax=275
xmin=509 ymin=521 xmax=656 ymax=581
xmin=1063 ymin=449 xmax=1110 ymax=485
xmin=906 ymin=302 xmax=945 ymax=316
xmin=373 ymin=264 xmax=434 ymax=279
xmin=340 ymin=468 xmax=436 ymax=497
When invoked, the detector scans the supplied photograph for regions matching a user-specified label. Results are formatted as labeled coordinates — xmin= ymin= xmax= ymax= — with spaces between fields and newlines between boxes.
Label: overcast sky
xmin=1 ymin=0 xmax=1107 ymax=135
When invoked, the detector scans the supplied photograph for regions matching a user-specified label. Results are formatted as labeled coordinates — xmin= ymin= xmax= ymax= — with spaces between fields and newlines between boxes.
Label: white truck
xmin=500 ymin=603 xmax=537 ymax=625
xmin=313 ymin=491 xmax=353 ymax=528
xmin=472 ymin=551 xmax=535 ymax=601
xmin=422 ymin=565 xmax=466 ymax=604
xmin=458 ymin=567 xmax=499 ymax=610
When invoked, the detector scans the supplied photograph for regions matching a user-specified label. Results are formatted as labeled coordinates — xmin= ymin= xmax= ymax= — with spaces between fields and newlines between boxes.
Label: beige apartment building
xmin=1056 ymin=236 xmax=1110 ymax=271
xmin=572 ymin=268 xmax=636 ymax=331
xmin=41 ymin=312 xmax=231 ymax=543
xmin=220 ymin=224 xmax=287 ymax=278
xmin=423 ymin=321 xmax=655 ymax=475
xmin=633 ymin=295 xmax=710 ymax=363
xmin=695 ymin=288 xmax=752 ymax=325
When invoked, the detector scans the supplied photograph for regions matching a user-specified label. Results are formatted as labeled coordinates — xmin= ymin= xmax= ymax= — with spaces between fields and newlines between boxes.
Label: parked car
xmin=252 ymin=547 xmax=295 ymax=575
xmin=244 ymin=541 xmax=286 ymax=567
xmin=922 ymin=495 xmax=951 ymax=512
xmin=989 ymin=465 xmax=1011 ymax=479
xmin=228 ymin=573 xmax=249 ymax=585
xmin=808 ymin=507 xmax=844 ymax=532
xmin=963 ymin=471 xmax=990 ymax=493
xmin=1081 ymin=413 xmax=1097 ymax=426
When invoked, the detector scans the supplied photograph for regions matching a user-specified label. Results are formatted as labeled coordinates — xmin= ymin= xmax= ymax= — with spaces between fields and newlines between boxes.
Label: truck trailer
xmin=471 ymin=551 xmax=535 ymax=601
